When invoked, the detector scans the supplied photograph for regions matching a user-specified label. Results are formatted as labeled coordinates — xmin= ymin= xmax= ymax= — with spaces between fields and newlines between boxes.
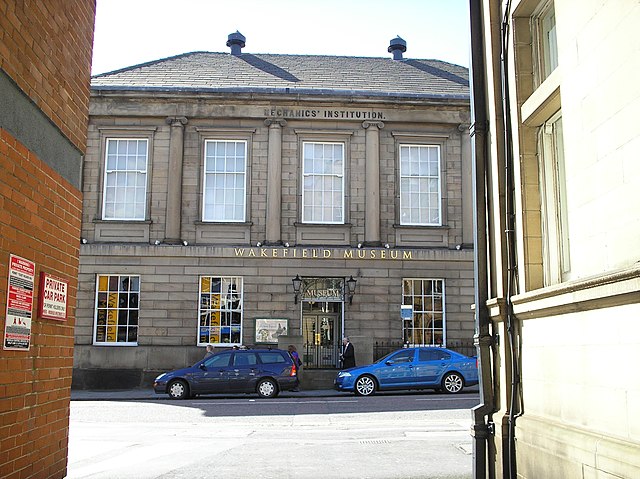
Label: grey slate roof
xmin=91 ymin=52 xmax=469 ymax=100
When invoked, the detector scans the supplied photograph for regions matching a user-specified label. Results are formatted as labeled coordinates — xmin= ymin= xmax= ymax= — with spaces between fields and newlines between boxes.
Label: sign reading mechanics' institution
xmin=264 ymin=107 xmax=386 ymax=121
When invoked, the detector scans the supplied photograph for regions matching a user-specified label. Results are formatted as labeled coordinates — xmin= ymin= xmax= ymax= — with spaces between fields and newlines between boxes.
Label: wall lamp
xmin=81 ymin=238 xmax=88 ymax=244
xmin=292 ymin=274 xmax=302 ymax=304
xmin=154 ymin=240 xmax=161 ymax=245
xmin=345 ymin=275 xmax=357 ymax=304
xmin=182 ymin=240 xmax=189 ymax=246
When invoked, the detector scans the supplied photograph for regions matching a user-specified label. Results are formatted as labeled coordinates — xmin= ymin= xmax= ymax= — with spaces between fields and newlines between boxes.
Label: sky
xmin=91 ymin=0 xmax=471 ymax=75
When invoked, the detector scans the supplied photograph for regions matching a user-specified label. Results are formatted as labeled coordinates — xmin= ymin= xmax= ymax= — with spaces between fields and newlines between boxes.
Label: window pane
xmin=302 ymin=142 xmax=344 ymax=223
xmin=198 ymin=276 xmax=243 ymax=346
xmin=94 ymin=275 xmax=140 ymax=345
xmin=103 ymin=139 xmax=148 ymax=220
xmin=401 ymin=279 xmax=445 ymax=347
xmin=203 ymin=141 xmax=246 ymax=222
xmin=399 ymin=145 xmax=441 ymax=225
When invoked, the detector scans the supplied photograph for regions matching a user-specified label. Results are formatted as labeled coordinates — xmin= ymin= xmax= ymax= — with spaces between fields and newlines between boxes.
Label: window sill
xmin=92 ymin=219 xmax=151 ymax=242
xmin=294 ymin=223 xmax=352 ymax=246
xmin=393 ymin=224 xmax=450 ymax=248
xmin=521 ymin=68 xmax=561 ymax=127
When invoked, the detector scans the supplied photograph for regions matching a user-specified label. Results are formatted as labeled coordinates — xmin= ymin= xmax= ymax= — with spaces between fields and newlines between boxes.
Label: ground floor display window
xmin=402 ymin=278 xmax=445 ymax=346
xmin=94 ymin=274 xmax=140 ymax=345
xmin=198 ymin=276 xmax=242 ymax=346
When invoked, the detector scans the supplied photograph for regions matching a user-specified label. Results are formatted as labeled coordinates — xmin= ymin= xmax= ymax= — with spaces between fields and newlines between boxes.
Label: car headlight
xmin=337 ymin=371 xmax=352 ymax=378
xmin=155 ymin=373 xmax=166 ymax=382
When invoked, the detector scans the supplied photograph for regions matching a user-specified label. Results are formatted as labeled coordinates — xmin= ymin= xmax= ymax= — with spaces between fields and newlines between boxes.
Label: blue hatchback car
xmin=334 ymin=346 xmax=478 ymax=396
xmin=154 ymin=348 xmax=299 ymax=399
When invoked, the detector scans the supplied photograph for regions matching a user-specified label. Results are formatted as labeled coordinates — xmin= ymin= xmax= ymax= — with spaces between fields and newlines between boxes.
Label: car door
xmin=414 ymin=348 xmax=451 ymax=385
xmin=228 ymin=352 xmax=259 ymax=392
xmin=192 ymin=352 xmax=232 ymax=393
xmin=376 ymin=349 xmax=416 ymax=388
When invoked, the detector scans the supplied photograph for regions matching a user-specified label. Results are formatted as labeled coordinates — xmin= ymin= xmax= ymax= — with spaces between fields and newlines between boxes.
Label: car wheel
xmin=257 ymin=378 xmax=278 ymax=398
xmin=442 ymin=372 xmax=464 ymax=394
xmin=355 ymin=375 xmax=376 ymax=396
xmin=167 ymin=379 xmax=189 ymax=400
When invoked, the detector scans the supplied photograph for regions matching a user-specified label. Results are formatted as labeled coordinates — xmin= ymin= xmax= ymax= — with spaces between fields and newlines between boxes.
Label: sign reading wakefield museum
xmin=234 ymin=247 xmax=413 ymax=260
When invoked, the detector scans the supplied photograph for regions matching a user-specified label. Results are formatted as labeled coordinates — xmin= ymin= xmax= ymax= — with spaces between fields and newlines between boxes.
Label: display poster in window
xmin=3 ymin=255 xmax=35 ymax=350
xmin=255 ymin=318 xmax=288 ymax=344
xmin=38 ymin=272 xmax=68 ymax=321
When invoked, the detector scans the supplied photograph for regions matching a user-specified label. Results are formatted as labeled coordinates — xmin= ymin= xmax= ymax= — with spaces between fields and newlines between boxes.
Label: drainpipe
xmin=468 ymin=1 xmax=496 ymax=478
xmin=500 ymin=1 xmax=524 ymax=477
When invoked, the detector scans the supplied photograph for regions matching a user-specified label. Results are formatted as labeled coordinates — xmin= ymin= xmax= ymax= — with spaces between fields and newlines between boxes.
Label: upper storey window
xmin=102 ymin=139 xmax=148 ymax=220
xmin=399 ymin=144 xmax=442 ymax=226
xmin=534 ymin=0 xmax=558 ymax=84
xmin=203 ymin=140 xmax=247 ymax=222
xmin=302 ymin=142 xmax=344 ymax=224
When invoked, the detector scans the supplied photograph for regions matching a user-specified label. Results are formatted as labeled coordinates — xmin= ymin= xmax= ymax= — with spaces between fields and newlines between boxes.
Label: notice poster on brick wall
xmin=38 ymin=272 xmax=68 ymax=321
xmin=3 ymin=255 xmax=35 ymax=350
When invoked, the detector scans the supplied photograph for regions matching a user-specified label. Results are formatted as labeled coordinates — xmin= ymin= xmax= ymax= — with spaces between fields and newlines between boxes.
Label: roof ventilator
xmin=227 ymin=31 xmax=246 ymax=56
xmin=388 ymin=36 xmax=407 ymax=60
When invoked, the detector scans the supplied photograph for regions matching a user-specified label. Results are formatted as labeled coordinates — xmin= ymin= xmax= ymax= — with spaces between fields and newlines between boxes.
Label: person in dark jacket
xmin=340 ymin=337 xmax=356 ymax=369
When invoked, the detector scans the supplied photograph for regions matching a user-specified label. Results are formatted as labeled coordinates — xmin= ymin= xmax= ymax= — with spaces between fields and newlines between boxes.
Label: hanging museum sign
xmin=38 ymin=272 xmax=68 ymax=321
xmin=3 ymin=254 xmax=35 ymax=351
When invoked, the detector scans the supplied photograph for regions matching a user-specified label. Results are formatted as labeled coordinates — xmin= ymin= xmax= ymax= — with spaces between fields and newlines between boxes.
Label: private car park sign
xmin=38 ymin=272 xmax=68 ymax=321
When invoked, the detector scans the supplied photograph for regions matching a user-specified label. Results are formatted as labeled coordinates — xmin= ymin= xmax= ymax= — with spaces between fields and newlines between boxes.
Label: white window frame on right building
xmin=538 ymin=111 xmax=570 ymax=284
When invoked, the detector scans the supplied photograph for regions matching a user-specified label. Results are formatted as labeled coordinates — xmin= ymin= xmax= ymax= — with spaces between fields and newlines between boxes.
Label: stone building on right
xmin=469 ymin=1 xmax=640 ymax=478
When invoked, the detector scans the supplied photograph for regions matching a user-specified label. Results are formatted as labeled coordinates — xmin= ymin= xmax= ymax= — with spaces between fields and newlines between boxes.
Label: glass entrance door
xmin=301 ymin=302 xmax=342 ymax=368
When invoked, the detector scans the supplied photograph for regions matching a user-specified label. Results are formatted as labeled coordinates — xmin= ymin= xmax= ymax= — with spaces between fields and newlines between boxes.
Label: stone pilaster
xmin=165 ymin=116 xmax=188 ymax=244
xmin=459 ymin=123 xmax=473 ymax=246
xmin=264 ymin=118 xmax=286 ymax=244
xmin=363 ymin=121 xmax=384 ymax=245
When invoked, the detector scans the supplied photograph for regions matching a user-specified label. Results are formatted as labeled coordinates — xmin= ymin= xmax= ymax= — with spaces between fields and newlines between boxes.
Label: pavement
xmin=70 ymin=387 xmax=344 ymax=401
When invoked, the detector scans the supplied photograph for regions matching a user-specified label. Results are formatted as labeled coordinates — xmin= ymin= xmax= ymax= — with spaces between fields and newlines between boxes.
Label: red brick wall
xmin=0 ymin=0 xmax=96 ymax=151
xmin=0 ymin=128 xmax=82 ymax=479
xmin=0 ymin=1 xmax=95 ymax=478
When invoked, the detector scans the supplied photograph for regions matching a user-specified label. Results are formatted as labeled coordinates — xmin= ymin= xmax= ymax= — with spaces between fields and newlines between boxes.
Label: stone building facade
xmin=470 ymin=0 xmax=640 ymax=477
xmin=0 ymin=1 xmax=96 ymax=478
xmin=73 ymin=35 xmax=475 ymax=388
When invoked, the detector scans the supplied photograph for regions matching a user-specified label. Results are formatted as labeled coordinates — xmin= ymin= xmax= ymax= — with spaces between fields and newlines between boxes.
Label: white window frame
xmin=93 ymin=274 xmax=140 ymax=346
xmin=401 ymin=278 xmax=446 ymax=347
xmin=301 ymin=141 xmax=345 ymax=224
xmin=102 ymin=138 xmax=148 ymax=220
xmin=197 ymin=276 xmax=243 ymax=346
xmin=399 ymin=144 xmax=442 ymax=226
xmin=202 ymin=140 xmax=247 ymax=222
xmin=538 ymin=111 xmax=570 ymax=284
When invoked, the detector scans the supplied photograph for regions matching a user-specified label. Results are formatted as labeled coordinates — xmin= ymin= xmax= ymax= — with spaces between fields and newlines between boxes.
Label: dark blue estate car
xmin=334 ymin=347 xmax=478 ymax=396
xmin=154 ymin=348 xmax=299 ymax=399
